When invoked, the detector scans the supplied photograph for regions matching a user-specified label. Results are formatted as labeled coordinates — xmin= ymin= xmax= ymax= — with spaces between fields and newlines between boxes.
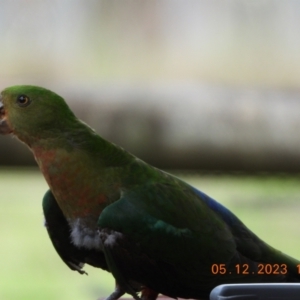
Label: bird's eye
xmin=16 ymin=95 xmax=31 ymax=107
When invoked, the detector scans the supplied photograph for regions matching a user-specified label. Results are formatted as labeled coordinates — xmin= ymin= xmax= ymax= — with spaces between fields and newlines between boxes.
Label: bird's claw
xmin=103 ymin=285 xmax=126 ymax=300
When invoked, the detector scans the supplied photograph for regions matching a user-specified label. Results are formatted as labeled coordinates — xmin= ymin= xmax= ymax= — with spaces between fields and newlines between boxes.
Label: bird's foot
xmin=99 ymin=286 xmax=160 ymax=300
xmin=141 ymin=287 xmax=159 ymax=300
xmin=101 ymin=284 xmax=126 ymax=300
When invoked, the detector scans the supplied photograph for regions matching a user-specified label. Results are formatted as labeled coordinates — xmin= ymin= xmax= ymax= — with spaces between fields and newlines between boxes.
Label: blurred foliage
xmin=1 ymin=168 xmax=300 ymax=300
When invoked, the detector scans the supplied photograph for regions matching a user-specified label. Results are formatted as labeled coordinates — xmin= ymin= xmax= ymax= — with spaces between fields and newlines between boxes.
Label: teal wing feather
xmin=98 ymin=180 xmax=300 ymax=299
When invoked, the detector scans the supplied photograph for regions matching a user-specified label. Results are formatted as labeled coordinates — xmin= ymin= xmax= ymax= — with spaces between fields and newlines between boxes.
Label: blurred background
xmin=1 ymin=1 xmax=300 ymax=300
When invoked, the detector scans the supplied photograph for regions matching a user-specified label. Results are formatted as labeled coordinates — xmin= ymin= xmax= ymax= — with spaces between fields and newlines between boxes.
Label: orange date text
xmin=211 ymin=263 xmax=289 ymax=275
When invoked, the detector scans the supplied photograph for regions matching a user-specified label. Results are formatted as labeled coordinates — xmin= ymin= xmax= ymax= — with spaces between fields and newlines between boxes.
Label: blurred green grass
xmin=1 ymin=168 xmax=300 ymax=300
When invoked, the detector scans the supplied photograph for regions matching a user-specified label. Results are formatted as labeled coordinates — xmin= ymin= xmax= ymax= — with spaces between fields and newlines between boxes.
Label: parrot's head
xmin=0 ymin=85 xmax=76 ymax=144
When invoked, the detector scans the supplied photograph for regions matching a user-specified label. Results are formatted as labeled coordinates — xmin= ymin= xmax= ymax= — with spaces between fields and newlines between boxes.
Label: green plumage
xmin=0 ymin=85 xmax=299 ymax=300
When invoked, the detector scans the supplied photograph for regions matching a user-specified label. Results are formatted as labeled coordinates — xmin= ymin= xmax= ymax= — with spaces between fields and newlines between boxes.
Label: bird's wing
xmin=42 ymin=190 xmax=108 ymax=273
xmin=97 ymin=179 xmax=300 ymax=299
xmin=97 ymin=181 xmax=252 ymax=299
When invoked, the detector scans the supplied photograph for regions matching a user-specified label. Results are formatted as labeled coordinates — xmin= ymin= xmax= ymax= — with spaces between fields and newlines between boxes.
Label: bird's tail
xmin=258 ymin=243 xmax=300 ymax=282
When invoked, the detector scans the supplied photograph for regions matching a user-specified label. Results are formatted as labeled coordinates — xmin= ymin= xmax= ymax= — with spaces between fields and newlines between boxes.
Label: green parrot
xmin=0 ymin=85 xmax=299 ymax=300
